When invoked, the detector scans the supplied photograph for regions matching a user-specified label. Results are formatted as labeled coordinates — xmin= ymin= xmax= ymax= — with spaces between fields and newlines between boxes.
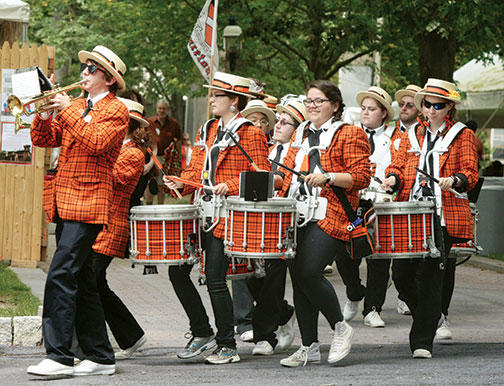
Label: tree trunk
xmin=415 ymin=31 xmax=457 ymax=85
xmin=170 ymin=93 xmax=185 ymax=132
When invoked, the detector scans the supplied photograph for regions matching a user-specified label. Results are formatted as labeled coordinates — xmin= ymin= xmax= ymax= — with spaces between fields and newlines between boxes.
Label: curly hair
xmin=306 ymin=80 xmax=345 ymax=121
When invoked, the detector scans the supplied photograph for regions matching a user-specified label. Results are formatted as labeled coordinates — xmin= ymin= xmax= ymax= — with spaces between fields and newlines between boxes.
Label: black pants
xmin=441 ymin=257 xmax=456 ymax=316
xmin=43 ymin=221 xmax=114 ymax=366
xmin=363 ymin=258 xmax=391 ymax=315
xmin=232 ymin=278 xmax=256 ymax=334
xmin=205 ymin=233 xmax=236 ymax=348
xmin=92 ymin=252 xmax=145 ymax=350
xmin=335 ymin=252 xmax=366 ymax=302
xmin=249 ymin=259 xmax=294 ymax=348
xmin=288 ymin=223 xmax=345 ymax=346
xmin=168 ymin=263 xmax=214 ymax=338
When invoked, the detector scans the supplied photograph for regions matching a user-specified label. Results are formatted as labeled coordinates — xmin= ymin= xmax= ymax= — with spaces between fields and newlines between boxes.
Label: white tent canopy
xmin=0 ymin=0 xmax=29 ymax=23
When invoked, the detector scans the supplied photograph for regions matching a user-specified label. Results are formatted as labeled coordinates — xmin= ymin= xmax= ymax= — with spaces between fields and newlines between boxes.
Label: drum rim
xmin=225 ymin=196 xmax=297 ymax=210
xmin=130 ymin=204 xmax=199 ymax=217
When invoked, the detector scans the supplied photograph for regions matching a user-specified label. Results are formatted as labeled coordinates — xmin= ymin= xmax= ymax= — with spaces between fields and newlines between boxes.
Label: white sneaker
xmin=364 ymin=310 xmax=385 ymax=328
xmin=252 ymin=340 xmax=274 ymax=355
xmin=280 ymin=343 xmax=321 ymax=367
xmin=413 ymin=349 xmax=432 ymax=359
xmin=204 ymin=347 xmax=240 ymax=364
xmin=328 ymin=321 xmax=354 ymax=364
xmin=343 ymin=300 xmax=360 ymax=321
xmin=276 ymin=313 xmax=296 ymax=351
xmin=397 ymin=300 xmax=411 ymax=315
xmin=115 ymin=334 xmax=147 ymax=360
xmin=73 ymin=360 xmax=115 ymax=376
xmin=27 ymin=359 xmax=74 ymax=376
xmin=436 ymin=315 xmax=452 ymax=340
xmin=239 ymin=330 xmax=254 ymax=343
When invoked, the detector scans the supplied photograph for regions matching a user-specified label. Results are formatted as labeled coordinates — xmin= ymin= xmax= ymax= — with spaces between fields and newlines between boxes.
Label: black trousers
xmin=363 ymin=258 xmax=391 ymax=315
xmin=288 ymin=223 xmax=345 ymax=346
xmin=232 ymin=278 xmax=256 ymax=334
xmin=392 ymin=227 xmax=461 ymax=353
xmin=92 ymin=252 xmax=145 ymax=350
xmin=249 ymin=259 xmax=294 ymax=348
xmin=168 ymin=263 xmax=214 ymax=338
xmin=205 ymin=233 xmax=236 ymax=348
xmin=43 ymin=221 xmax=114 ymax=366
xmin=335 ymin=252 xmax=366 ymax=302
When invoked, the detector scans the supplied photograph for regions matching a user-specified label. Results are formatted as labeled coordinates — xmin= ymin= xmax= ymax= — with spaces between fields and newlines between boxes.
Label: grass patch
xmin=0 ymin=262 xmax=40 ymax=317
xmin=486 ymin=254 xmax=504 ymax=263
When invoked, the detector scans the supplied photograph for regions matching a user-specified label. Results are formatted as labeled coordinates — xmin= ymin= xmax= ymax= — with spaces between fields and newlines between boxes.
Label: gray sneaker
xmin=177 ymin=335 xmax=216 ymax=359
xmin=205 ymin=346 xmax=240 ymax=364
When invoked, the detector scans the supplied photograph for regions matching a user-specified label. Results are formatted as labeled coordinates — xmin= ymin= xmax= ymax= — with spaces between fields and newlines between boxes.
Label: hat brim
xmin=414 ymin=90 xmax=461 ymax=111
xmin=395 ymin=90 xmax=417 ymax=103
xmin=241 ymin=106 xmax=276 ymax=128
xmin=78 ymin=50 xmax=126 ymax=91
xmin=276 ymin=104 xmax=305 ymax=124
xmin=356 ymin=91 xmax=395 ymax=121
xmin=130 ymin=114 xmax=149 ymax=128
xmin=203 ymin=84 xmax=253 ymax=98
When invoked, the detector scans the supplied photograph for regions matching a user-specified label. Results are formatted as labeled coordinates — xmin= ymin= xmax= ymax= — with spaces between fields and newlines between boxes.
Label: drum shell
xmin=371 ymin=201 xmax=438 ymax=259
xmin=450 ymin=203 xmax=481 ymax=258
xmin=224 ymin=197 xmax=297 ymax=259
xmin=129 ymin=204 xmax=200 ymax=265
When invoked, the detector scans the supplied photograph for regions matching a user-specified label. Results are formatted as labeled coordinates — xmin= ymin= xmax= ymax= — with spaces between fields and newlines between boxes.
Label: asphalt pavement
xmin=1 ymin=257 xmax=503 ymax=385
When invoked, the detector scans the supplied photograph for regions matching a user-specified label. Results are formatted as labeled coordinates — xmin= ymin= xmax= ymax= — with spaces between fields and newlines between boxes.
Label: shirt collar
xmin=364 ymin=123 xmax=386 ymax=136
xmin=87 ymin=91 xmax=109 ymax=106
xmin=218 ymin=113 xmax=241 ymax=131
xmin=309 ymin=117 xmax=333 ymax=133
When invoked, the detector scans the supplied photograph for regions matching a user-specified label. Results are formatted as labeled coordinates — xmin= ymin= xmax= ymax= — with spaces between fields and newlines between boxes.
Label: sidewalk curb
xmin=466 ymin=255 xmax=504 ymax=274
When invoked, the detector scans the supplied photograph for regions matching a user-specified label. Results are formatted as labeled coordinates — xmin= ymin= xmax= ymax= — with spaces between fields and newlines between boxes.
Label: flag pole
xmin=206 ymin=0 xmax=219 ymax=120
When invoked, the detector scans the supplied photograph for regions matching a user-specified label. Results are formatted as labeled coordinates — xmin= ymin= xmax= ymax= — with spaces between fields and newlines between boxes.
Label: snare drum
xmin=450 ymin=203 xmax=482 ymax=258
xmin=223 ymin=197 xmax=297 ymax=260
xmin=371 ymin=201 xmax=440 ymax=259
xmin=199 ymin=253 xmax=257 ymax=281
xmin=129 ymin=204 xmax=201 ymax=265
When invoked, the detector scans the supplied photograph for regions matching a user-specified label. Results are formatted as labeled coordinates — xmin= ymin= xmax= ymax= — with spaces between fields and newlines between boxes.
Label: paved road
xmin=1 ymin=259 xmax=503 ymax=384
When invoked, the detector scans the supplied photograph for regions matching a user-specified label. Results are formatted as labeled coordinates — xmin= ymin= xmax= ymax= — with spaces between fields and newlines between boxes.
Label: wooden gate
xmin=0 ymin=42 xmax=55 ymax=267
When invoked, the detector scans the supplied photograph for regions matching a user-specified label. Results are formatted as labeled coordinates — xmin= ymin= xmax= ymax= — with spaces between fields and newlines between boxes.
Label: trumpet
xmin=8 ymin=80 xmax=86 ymax=133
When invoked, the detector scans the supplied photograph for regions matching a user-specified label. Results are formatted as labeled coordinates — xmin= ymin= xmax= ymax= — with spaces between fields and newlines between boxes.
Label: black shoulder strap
xmin=330 ymin=185 xmax=359 ymax=225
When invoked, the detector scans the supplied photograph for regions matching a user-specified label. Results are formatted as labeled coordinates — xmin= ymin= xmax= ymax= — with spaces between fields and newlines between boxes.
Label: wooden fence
xmin=0 ymin=42 xmax=55 ymax=267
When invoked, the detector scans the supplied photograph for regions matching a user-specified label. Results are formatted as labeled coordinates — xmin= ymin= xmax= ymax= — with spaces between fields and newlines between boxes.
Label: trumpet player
xmin=27 ymin=46 xmax=129 ymax=378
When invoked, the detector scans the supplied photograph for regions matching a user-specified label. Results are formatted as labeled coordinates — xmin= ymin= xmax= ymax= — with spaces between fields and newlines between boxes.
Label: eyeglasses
xmin=275 ymin=118 xmax=296 ymax=127
xmin=250 ymin=118 xmax=269 ymax=127
xmin=211 ymin=94 xmax=229 ymax=99
xmin=303 ymin=98 xmax=330 ymax=107
xmin=423 ymin=100 xmax=447 ymax=110
xmin=399 ymin=102 xmax=415 ymax=109
xmin=80 ymin=63 xmax=106 ymax=75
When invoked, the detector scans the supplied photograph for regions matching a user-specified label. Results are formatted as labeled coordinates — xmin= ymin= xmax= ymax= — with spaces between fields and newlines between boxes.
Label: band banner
xmin=187 ymin=0 xmax=219 ymax=81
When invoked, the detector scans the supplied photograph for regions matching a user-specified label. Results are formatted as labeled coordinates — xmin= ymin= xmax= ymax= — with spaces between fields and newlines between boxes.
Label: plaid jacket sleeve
xmin=31 ymin=111 xmax=66 ymax=148
xmin=59 ymin=96 xmax=128 ymax=155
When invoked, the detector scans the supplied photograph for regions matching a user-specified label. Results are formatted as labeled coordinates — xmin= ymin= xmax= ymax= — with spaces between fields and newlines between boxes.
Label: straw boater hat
xmin=241 ymin=100 xmax=276 ymax=128
xmin=78 ymin=45 xmax=127 ymax=91
xmin=117 ymin=97 xmax=149 ymax=127
xmin=262 ymin=94 xmax=278 ymax=111
xmin=203 ymin=72 xmax=254 ymax=97
xmin=395 ymin=84 xmax=422 ymax=103
xmin=276 ymin=99 xmax=307 ymax=124
xmin=414 ymin=78 xmax=462 ymax=110
xmin=356 ymin=86 xmax=395 ymax=121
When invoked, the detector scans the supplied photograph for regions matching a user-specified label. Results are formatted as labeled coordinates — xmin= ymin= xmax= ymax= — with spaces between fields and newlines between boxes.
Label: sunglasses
xmin=80 ymin=63 xmax=106 ymax=75
xmin=423 ymin=100 xmax=447 ymax=110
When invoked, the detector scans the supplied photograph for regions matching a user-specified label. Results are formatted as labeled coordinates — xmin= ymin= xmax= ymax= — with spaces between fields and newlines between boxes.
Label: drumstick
xmin=269 ymin=158 xmax=330 ymax=191
xmin=141 ymin=140 xmax=183 ymax=199
xmin=414 ymin=167 xmax=463 ymax=198
xmin=225 ymin=130 xmax=260 ymax=171
xmin=167 ymin=175 xmax=217 ymax=192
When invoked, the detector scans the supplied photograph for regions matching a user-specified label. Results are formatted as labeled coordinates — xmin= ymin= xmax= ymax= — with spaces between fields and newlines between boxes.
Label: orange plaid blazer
xmin=32 ymin=94 xmax=128 ymax=225
xmin=279 ymin=124 xmax=371 ymax=241
xmin=181 ymin=117 xmax=271 ymax=239
xmin=385 ymin=124 xmax=478 ymax=239
xmin=93 ymin=142 xmax=145 ymax=258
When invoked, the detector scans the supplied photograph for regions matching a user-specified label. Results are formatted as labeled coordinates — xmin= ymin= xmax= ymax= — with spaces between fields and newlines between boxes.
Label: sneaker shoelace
xmin=291 ymin=346 xmax=310 ymax=366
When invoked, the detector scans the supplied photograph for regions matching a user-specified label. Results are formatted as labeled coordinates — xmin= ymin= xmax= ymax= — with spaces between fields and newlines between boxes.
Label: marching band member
xmin=348 ymin=87 xmax=397 ymax=328
xmin=394 ymin=84 xmax=422 ymax=315
xmin=27 ymin=46 xmax=128 ymax=377
xmin=382 ymin=78 xmax=478 ymax=358
xmin=91 ymin=98 xmax=150 ymax=360
xmin=278 ymin=80 xmax=370 ymax=367
xmin=165 ymin=72 xmax=270 ymax=364
xmin=248 ymin=97 xmax=307 ymax=356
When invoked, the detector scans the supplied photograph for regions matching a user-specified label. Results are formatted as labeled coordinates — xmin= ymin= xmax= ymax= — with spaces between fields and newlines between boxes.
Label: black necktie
xmin=209 ymin=128 xmax=226 ymax=185
xmin=308 ymin=129 xmax=322 ymax=173
xmin=422 ymin=130 xmax=439 ymax=195
xmin=271 ymin=144 xmax=284 ymax=172
xmin=82 ymin=99 xmax=93 ymax=117
xmin=366 ymin=129 xmax=376 ymax=154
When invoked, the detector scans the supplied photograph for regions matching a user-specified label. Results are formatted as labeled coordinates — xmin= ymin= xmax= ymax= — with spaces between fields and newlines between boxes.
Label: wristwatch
xmin=323 ymin=172 xmax=331 ymax=185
